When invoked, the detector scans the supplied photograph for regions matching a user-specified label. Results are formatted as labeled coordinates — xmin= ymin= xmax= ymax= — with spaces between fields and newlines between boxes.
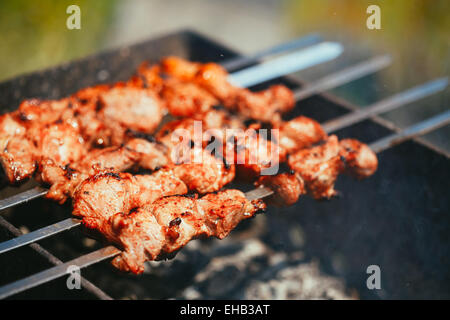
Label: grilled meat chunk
xmin=256 ymin=172 xmax=306 ymax=206
xmin=288 ymin=135 xmax=378 ymax=200
xmin=277 ymin=116 xmax=328 ymax=154
xmin=37 ymin=123 xmax=85 ymax=166
xmin=339 ymin=139 xmax=378 ymax=179
xmin=41 ymin=138 xmax=168 ymax=203
xmin=170 ymin=149 xmax=236 ymax=194
xmin=105 ymin=189 xmax=266 ymax=274
xmin=73 ymin=170 xmax=188 ymax=233
xmin=0 ymin=136 xmax=36 ymax=183
xmin=288 ymin=135 xmax=343 ymax=199
xmin=160 ymin=56 xmax=294 ymax=122
xmin=161 ymin=78 xmax=219 ymax=117
xmin=97 ymin=86 xmax=164 ymax=145
xmin=226 ymin=85 xmax=295 ymax=124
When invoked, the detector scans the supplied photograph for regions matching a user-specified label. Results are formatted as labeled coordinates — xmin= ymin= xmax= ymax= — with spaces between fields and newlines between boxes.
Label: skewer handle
xmin=228 ymin=42 xmax=343 ymax=87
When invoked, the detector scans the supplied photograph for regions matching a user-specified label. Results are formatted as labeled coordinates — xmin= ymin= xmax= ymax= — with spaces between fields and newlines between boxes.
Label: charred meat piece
xmin=124 ymin=138 xmax=168 ymax=171
xmin=339 ymin=139 xmax=378 ymax=179
xmin=158 ymin=111 xmax=284 ymax=181
xmin=135 ymin=62 xmax=165 ymax=92
xmin=0 ymin=111 xmax=85 ymax=184
xmin=170 ymin=149 xmax=236 ymax=194
xmin=256 ymin=172 xmax=306 ymax=206
xmin=37 ymin=123 xmax=85 ymax=166
xmin=97 ymin=86 xmax=164 ymax=145
xmin=41 ymin=138 xmax=168 ymax=203
xmin=0 ymin=136 xmax=36 ymax=183
xmin=277 ymin=116 xmax=328 ymax=154
xmin=226 ymin=85 xmax=295 ymax=124
xmin=161 ymin=78 xmax=219 ymax=117
xmin=103 ymin=189 xmax=266 ymax=274
xmin=160 ymin=56 xmax=294 ymax=122
xmin=0 ymin=114 xmax=36 ymax=183
xmin=288 ymin=135 xmax=343 ymax=199
xmin=72 ymin=170 xmax=188 ymax=233
xmin=228 ymin=131 xmax=286 ymax=181
xmin=288 ymin=135 xmax=378 ymax=200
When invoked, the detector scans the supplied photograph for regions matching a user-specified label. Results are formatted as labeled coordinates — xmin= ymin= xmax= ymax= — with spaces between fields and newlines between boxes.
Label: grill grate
xmin=0 ymin=30 xmax=448 ymax=300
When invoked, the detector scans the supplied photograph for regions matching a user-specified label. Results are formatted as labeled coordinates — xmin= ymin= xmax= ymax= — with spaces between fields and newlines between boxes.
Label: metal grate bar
xmin=370 ymin=109 xmax=450 ymax=153
xmin=0 ymin=216 xmax=112 ymax=300
xmin=0 ymin=242 xmax=118 ymax=300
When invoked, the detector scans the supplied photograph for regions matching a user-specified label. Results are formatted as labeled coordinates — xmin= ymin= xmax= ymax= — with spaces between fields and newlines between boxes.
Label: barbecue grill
xmin=0 ymin=30 xmax=449 ymax=300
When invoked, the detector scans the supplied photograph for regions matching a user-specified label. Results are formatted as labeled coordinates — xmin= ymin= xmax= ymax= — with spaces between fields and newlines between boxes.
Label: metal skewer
xmin=1 ymin=108 xmax=449 ymax=299
xmin=369 ymin=109 xmax=450 ymax=153
xmin=229 ymin=42 xmax=343 ymax=87
xmin=293 ymin=55 xmax=392 ymax=101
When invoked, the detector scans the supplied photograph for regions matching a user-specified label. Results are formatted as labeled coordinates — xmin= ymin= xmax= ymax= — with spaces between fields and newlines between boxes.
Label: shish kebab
xmin=0 ymin=43 xmax=347 ymax=186
xmin=37 ymin=73 xmax=449 ymax=205
xmin=72 ymin=131 xmax=377 ymax=273
xmin=0 ymin=53 xmax=382 ymax=272
xmin=0 ymin=100 xmax=438 ymax=273
xmin=0 ymin=54 xmax=401 ymax=203
xmin=0 ymin=53 xmax=446 ymax=276
xmin=0 ymin=55 xmax=445 ymax=208
xmin=0 ymin=59 xmax=446 ymax=258
xmin=1 ymin=56 xmax=444 ymax=207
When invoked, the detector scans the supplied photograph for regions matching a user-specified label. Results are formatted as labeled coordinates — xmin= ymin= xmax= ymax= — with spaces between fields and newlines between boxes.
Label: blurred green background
xmin=0 ymin=0 xmax=448 ymax=150
xmin=0 ymin=0 xmax=116 ymax=81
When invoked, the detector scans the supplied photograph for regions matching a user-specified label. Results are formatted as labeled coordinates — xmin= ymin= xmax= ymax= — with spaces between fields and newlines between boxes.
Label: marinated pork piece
xmin=160 ymin=56 xmax=295 ymax=122
xmin=288 ymin=135 xmax=378 ymax=200
xmin=162 ymin=78 xmax=219 ymax=117
xmin=0 ymin=110 xmax=85 ymax=184
xmin=288 ymin=135 xmax=343 ymax=199
xmin=73 ymin=170 xmax=188 ymax=233
xmin=276 ymin=116 xmax=328 ymax=154
xmin=170 ymin=149 xmax=236 ymax=194
xmin=256 ymin=172 xmax=306 ymax=206
xmin=339 ymin=139 xmax=378 ymax=179
xmin=229 ymin=132 xmax=287 ymax=181
xmin=124 ymin=138 xmax=168 ymax=170
xmin=135 ymin=63 xmax=165 ymax=92
xmin=157 ymin=111 xmax=285 ymax=180
xmin=226 ymin=85 xmax=295 ymax=124
xmin=105 ymin=189 xmax=266 ymax=274
xmin=0 ymin=114 xmax=36 ymax=183
xmin=156 ymin=109 xmax=245 ymax=161
xmin=97 ymin=86 xmax=164 ymax=145
xmin=0 ymin=136 xmax=36 ymax=183
xmin=40 ymin=138 xmax=168 ymax=203
xmin=37 ymin=123 xmax=85 ymax=166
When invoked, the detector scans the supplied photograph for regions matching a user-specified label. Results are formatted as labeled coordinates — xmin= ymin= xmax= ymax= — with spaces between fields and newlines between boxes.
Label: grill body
xmin=0 ymin=30 xmax=448 ymax=299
